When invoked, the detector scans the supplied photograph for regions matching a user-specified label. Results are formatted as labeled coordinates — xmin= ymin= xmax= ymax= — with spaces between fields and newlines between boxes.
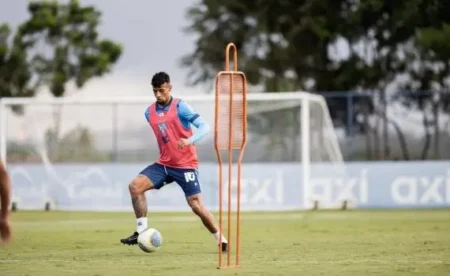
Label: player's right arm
xmin=0 ymin=162 xmax=12 ymax=244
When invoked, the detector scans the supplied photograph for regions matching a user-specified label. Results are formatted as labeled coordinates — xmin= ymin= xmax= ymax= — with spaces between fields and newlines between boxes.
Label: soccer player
xmin=0 ymin=161 xmax=12 ymax=244
xmin=120 ymin=72 xmax=228 ymax=252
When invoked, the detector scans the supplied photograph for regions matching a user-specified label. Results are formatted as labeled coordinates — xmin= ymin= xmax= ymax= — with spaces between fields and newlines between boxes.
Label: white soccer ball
xmin=137 ymin=228 xmax=163 ymax=253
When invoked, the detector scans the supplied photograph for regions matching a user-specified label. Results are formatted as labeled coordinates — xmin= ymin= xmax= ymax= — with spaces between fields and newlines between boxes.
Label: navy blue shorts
xmin=139 ymin=163 xmax=201 ymax=197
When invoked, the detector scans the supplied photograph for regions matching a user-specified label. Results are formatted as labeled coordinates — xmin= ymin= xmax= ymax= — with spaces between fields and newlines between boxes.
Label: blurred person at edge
xmin=0 ymin=161 xmax=12 ymax=245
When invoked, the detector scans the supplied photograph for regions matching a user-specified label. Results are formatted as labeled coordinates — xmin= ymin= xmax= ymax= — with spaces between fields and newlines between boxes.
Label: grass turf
xmin=0 ymin=210 xmax=449 ymax=276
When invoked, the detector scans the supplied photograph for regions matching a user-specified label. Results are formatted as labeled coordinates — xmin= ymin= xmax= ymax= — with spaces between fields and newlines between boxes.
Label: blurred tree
xmin=183 ymin=0 xmax=450 ymax=161
xmin=15 ymin=0 xmax=122 ymax=159
xmin=18 ymin=0 xmax=123 ymax=95
xmin=0 ymin=23 xmax=34 ymax=114
xmin=361 ymin=0 xmax=450 ymax=159
xmin=401 ymin=4 xmax=450 ymax=159
xmin=340 ymin=0 xmax=421 ymax=160
xmin=182 ymin=0 xmax=351 ymax=91
xmin=182 ymin=0 xmax=377 ymax=160
xmin=182 ymin=0 xmax=356 ymax=161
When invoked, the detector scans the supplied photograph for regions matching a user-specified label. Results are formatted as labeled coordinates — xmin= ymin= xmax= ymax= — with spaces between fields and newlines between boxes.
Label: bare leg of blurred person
xmin=0 ymin=161 xmax=12 ymax=244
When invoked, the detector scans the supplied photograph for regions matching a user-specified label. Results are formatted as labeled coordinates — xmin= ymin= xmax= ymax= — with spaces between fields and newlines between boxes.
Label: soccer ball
xmin=137 ymin=228 xmax=163 ymax=253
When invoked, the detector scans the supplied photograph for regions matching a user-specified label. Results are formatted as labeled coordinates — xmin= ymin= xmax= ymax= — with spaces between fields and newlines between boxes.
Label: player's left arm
xmin=177 ymin=100 xmax=210 ymax=146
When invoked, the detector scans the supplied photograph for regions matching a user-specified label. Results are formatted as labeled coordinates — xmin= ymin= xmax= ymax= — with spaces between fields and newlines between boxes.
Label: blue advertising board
xmin=7 ymin=161 xmax=450 ymax=211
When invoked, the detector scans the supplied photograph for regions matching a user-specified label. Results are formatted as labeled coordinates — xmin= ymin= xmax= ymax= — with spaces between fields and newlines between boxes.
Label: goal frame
xmin=0 ymin=91 xmax=343 ymax=209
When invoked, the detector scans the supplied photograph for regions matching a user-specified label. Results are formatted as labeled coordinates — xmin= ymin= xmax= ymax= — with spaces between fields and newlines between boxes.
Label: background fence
xmin=3 ymin=90 xmax=450 ymax=164
xmin=320 ymin=90 xmax=450 ymax=161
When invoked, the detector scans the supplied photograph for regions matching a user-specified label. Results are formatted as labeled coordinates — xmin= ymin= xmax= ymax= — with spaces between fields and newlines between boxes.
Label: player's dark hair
xmin=151 ymin=72 xmax=170 ymax=87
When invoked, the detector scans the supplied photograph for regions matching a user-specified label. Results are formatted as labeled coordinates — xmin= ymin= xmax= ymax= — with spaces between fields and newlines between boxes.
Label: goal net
xmin=0 ymin=92 xmax=346 ymax=211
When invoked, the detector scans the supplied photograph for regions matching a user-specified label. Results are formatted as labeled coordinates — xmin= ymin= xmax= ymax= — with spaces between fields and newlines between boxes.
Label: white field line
xmin=0 ymin=259 xmax=447 ymax=264
xmin=13 ymin=213 xmax=306 ymax=226
xmin=12 ymin=211 xmax=450 ymax=227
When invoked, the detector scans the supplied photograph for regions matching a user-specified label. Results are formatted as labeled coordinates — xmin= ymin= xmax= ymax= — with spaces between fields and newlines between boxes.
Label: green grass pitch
xmin=1 ymin=210 xmax=449 ymax=276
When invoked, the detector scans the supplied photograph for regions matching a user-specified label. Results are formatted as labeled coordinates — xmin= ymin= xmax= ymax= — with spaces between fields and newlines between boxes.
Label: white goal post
xmin=0 ymin=92 xmax=347 ymax=211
